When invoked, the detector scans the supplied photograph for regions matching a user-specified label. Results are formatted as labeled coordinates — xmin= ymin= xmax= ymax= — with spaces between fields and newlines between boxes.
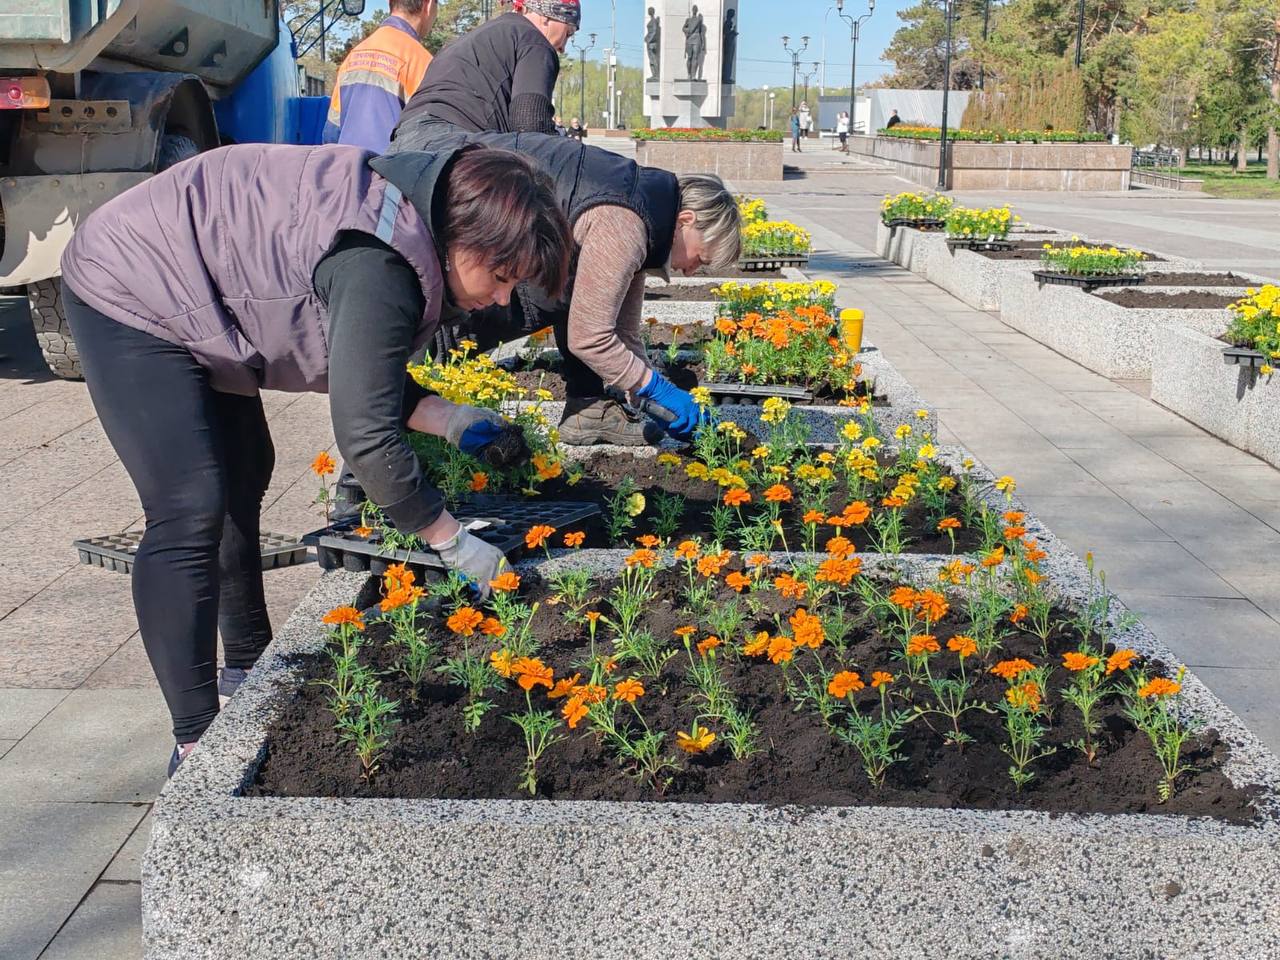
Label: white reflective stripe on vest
xmin=375 ymin=183 xmax=403 ymax=243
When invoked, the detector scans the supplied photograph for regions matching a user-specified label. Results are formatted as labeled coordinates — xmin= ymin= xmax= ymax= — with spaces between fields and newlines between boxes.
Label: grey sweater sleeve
xmin=314 ymin=232 xmax=444 ymax=532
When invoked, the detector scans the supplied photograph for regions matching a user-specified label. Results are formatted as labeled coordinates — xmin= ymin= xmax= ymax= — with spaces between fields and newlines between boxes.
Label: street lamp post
xmin=835 ymin=0 xmax=875 ymax=136
xmin=606 ymin=0 xmax=617 ymax=130
xmin=979 ymin=0 xmax=991 ymax=89
xmin=570 ymin=33 xmax=597 ymax=127
xmin=938 ymin=0 xmax=954 ymax=189
xmin=800 ymin=62 xmax=819 ymax=107
xmin=781 ymin=35 xmax=810 ymax=111
xmin=762 ymin=85 xmax=770 ymax=128
xmin=769 ymin=92 xmax=776 ymax=129
xmin=1074 ymin=0 xmax=1086 ymax=66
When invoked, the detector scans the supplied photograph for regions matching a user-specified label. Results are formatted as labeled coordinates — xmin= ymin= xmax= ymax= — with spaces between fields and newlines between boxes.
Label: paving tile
xmin=1019 ymin=492 xmax=1174 ymax=544
xmin=80 ymin=634 xmax=156 ymax=690
xmin=0 ymin=801 xmax=145 ymax=960
xmin=0 ymin=739 xmax=16 ymax=759
xmin=101 ymin=807 xmax=153 ymax=883
xmin=1123 ymin=596 xmax=1280 ymax=671
xmin=1183 ymin=666 xmax=1280 ymax=755
xmin=0 ymin=690 xmax=169 ymax=803
xmin=1060 ymin=444 xmax=1189 ymax=486
xmin=40 ymin=881 xmax=143 ymax=960
xmin=0 ymin=688 xmax=68 ymax=738
xmin=1073 ymin=539 xmax=1243 ymax=599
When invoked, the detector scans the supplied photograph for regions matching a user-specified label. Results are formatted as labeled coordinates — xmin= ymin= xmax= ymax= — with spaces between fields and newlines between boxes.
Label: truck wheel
xmin=29 ymin=279 xmax=82 ymax=380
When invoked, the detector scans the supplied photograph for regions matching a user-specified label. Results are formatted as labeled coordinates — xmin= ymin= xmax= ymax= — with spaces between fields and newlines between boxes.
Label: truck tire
xmin=29 ymin=279 xmax=82 ymax=380
xmin=27 ymin=135 xmax=200 ymax=380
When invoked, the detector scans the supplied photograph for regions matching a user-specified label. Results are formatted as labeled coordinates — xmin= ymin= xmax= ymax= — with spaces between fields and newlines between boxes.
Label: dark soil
xmin=1139 ymin=272 xmax=1253 ymax=288
xmin=976 ymin=239 xmax=1166 ymax=263
xmin=536 ymin=450 xmax=980 ymax=554
xmin=644 ymin=283 xmax=722 ymax=302
xmin=694 ymin=265 xmax=782 ymax=278
xmin=1095 ymin=289 xmax=1238 ymax=310
xmin=249 ymin=567 xmax=1262 ymax=821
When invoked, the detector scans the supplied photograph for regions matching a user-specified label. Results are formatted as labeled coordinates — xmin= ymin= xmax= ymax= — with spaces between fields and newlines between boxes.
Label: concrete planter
xmin=998 ymin=271 xmax=1227 ymax=380
xmin=634 ymin=138 xmax=783 ymax=181
xmin=145 ymin=446 xmax=1280 ymax=958
xmin=639 ymin=299 xmax=718 ymax=324
xmin=1152 ymin=324 xmax=1280 ymax=469
xmin=851 ymin=135 xmax=1134 ymax=191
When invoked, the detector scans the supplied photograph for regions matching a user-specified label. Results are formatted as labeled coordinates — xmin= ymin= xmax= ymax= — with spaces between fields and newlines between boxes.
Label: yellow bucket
xmin=839 ymin=308 xmax=865 ymax=354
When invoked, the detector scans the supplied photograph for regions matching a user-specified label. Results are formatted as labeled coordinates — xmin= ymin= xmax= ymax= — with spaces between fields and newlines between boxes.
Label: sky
xmin=368 ymin=0 xmax=910 ymax=91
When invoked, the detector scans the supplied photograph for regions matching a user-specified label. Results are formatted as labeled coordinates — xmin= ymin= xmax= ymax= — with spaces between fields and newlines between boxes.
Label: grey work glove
xmin=444 ymin=403 xmax=506 ymax=451
xmin=429 ymin=526 xmax=507 ymax=600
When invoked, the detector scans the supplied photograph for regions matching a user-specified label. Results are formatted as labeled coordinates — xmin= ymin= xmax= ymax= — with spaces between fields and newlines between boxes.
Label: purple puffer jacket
xmin=61 ymin=143 xmax=443 ymax=396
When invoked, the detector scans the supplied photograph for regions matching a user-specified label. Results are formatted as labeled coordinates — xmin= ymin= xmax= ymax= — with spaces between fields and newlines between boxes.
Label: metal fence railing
xmin=1131 ymin=150 xmax=1185 ymax=189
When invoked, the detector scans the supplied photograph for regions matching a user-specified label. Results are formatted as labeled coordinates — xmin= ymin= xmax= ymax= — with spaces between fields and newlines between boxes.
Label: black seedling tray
xmin=737 ymin=255 xmax=810 ymax=271
xmin=75 ymin=530 xmax=308 ymax=575
xmin=946 ymin=237 xmax=1013 ymax=252
xmin=883 ymin=217 xmax=946 ymax=230
xmin=1034 ymin=271 xmax=1145 ymax=291
xmin=1223 ymin=345 xmax=1268 ymax=368
xmin=305 ymin=498 xmax=601 ymax=578
xmin=704 ymin=382 xmax=815 ymax=405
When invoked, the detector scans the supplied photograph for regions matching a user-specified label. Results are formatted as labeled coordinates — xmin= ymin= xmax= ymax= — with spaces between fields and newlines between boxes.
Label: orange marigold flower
xmin=1006 ymin=680 xmax=1043 ymax=712
xmin=480 ymin=616 xmax=506 ymax=638
xmin=825 ymin=535 xmax=855 ymax=559
xmin=310 ymin=451 xmax=336 ymax=476
xmin=938 ymin=559 xmax=977 ymax=585
xmin=981 ymin=545 xmax=1006 ymax=568
xmin=991 ymin=658 xmax=1036 ymax=680
xmin=790 ymin=608 xmax=826 ymax=649
xmin=563 ymin=531 xmax=586 ymax=548
xmin=1106 ymin=649 xmax=1137 ymax=675
xmin=384 ymin=562 xmax=415 ymax=592
xmin=579 ymin=684 xmax=608 ymax=704
xmin=802 ymin=509 xmax=826 ymax=525
xmin=625 ymin=548 xmax=658 ymax=569
xmin=469 ymin=471 xmax=489 ymax=493
xmin=1023 ymin=542 xmax=1048 ymax=564
xmin=353 ymin=525 xmax=374 ymax=538
xmin=513 ymin=657 xmax=554 ymax=692
xmin=914 ymin=589 xmax=949 ymax=623
xmin=763 ymin=483 xmax=793 ymax=503
xmin=696 ymin=553 xmax=729 ymax=578
xmin=947 ymin=635 xmax=978 ymax=658
xmin=840 ymin=501 xmax=872 ymax=525
xmin=613 ymin=677 xmax=645 ymax=702
xmin=1024 ymin=568 xmax=1045 ymax=586
xmin=743 ymin=631 xmax=770 ymax=656
xmin=1010 ymin=603 xmax=1028 ymax=625
xmin=715 ymin=316 xmax=738 ymax=336
xmin=562 ymin=696 xmax=589 ymax=729
xmin=1139 ymin=677 xmax=1182 ymax=699
xmin=871 ymin=670 xmax=894 ymax=688
xmin=723 ymin=488 xmax=752 ymax=508
xmin=828 ymin=670 xmax=865 ymax=698
xmin=888 ymin=586 xmax=918 ymax=609
xmin=882 ymin=496 xmax=907 ymax=508
xmin=1003 ymin=525 xmax=1028 ymax=540
xmin=675 ymin=540 xmax=702 ymax=560
xmin=768 ymin=634 xmax=796 ymax=664
xmin=525 ymin=525 xmax=556 ymax=549
xmin=937 ymin=517 xmax=962 ymax=532
xmin=696 ymin=635 xmax=723 ymax=656
xmin=379 ymin=586 xmax=422 ymax=612
xmin=746 ymin=553 xmax=770 ymax=568
xmin=906 ymin=634 xmax=940 ymax=657
xmin=1003 ymin=511 xmax=1026 ymax=524
xmin=676 ymin=724 xmax=717 ymax=754
xmin=816 ymin=556 xmax=861 ymax=586
xmin=774 ymin=573 xmax=809 ymax=600
xmin=602 ymin=656 xmax=618 ymax=674
xmin=1062 ymin=651 xmax=1100 ymax=672
xmin=489 ymin=571 xmax=521 ymax=593
xmin=490 ymin=649 xmax=515 ymax=678
xmin=447 ymin=606 xmax=484 ymax=636
xmin=636 ymin=534 xmax=660 ymax=548
xmin=548 ymin=673 xmax=583 ymax=700
xmin=725 ymin=571 xmax=751 ymax=593
xmin=674 ymin=625 xmax=697 ymax=639
xmin=322 ymin=605 xmax=365 ymax=630
xmin=585 ymin=611 xmax=602 ymax=625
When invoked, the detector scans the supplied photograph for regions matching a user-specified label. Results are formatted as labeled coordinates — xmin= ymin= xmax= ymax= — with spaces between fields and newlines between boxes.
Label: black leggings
xmin=65 ymin=286 xmax=275 ymax=742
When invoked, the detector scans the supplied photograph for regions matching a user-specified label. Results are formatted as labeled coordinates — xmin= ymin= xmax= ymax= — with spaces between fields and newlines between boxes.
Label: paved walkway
xmin=3 ymin=146 xmax=1279 ymax=958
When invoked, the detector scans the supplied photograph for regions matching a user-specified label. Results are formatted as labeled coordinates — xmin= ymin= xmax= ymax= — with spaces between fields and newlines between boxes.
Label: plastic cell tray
xmin=75 ymin=530 xmax=308 ymax=575
xmin=1033 ymin=270 xmax=1146 ymax=290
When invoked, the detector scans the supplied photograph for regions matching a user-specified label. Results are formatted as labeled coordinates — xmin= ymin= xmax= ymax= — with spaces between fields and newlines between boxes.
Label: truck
xmin=0 ymin=0 xmax=361 ymax=377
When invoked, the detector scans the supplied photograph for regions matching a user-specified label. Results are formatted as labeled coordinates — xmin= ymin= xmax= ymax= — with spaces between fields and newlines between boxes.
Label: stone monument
xmin=644 ymin=0 xmax=738 ymax=129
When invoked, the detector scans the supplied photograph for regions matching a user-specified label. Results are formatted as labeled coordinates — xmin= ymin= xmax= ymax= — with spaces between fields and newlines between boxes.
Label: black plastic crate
xmin=1033 ymin=270 xmax=1145 ymax=291
xmin=305 ymin=498 xmax=602 ymax=578
xmin=704 ymin=382 xmax=815 ymax=405
xmin=75 ymin=530 xmax=308 ymax=575
xmin=1223 ymin=345 xmax=1268 ymax=369
xmin=737 ymin=255 xmax=810 ymax=272
xmin=946 ymin=237 xmax=1014 ymax=252
xmin=882 ymin=217 xmax=946 ymax=230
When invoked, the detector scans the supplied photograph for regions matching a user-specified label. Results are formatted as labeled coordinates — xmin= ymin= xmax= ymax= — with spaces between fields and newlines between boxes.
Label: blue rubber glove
xmin=457 ymin=418 xmax=506 ymax=457
xmin=444 ymin=404 xmax=506 ymax=456
xmin=637 ymin=371 xmax=705 ymax=440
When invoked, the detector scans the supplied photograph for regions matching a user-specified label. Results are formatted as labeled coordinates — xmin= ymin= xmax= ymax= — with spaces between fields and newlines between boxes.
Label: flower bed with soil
xmin=642 ymin=282 xmax=721 ymax=302
xmin=1095 ymin=289 xmax=1241 ymax=310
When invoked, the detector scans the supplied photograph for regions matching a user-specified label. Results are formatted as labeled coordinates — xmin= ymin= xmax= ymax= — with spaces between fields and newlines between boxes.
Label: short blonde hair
xmin=677 ymin=173 xmax=741 ymax=269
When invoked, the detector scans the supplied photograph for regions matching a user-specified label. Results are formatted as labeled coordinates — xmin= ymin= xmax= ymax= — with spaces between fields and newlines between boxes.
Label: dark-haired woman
xmin=60 ymin=143 xmax=572 ymax=774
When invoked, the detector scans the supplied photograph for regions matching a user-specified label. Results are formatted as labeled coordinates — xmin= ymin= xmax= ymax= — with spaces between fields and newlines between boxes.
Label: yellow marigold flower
xmin=690 ymin=387 xmax=713 ymax=408
xmin=895 ymin=424 xmax=912 ymax=440
xmin=625 ymin=492 xmax=647 ymax=517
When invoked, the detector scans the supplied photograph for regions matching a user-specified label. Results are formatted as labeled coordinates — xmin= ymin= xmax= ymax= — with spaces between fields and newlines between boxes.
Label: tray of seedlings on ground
xmin=880 ymin=191 xmax=954 ymax=230
xmin=1221 ymin=284 xmax=1280 ymax=375
xmin=75 ymin=529 xmax=308 ymax=575
xmin=251 ymin=492 xmax=1258 ymax=824
xmin=1034 ymin=242 xmax=1147 ymax=289
xmin=735 ymin=195 xmax=811 ymax=270
xmin=943 ymin=204 xmax=1018 ymax=251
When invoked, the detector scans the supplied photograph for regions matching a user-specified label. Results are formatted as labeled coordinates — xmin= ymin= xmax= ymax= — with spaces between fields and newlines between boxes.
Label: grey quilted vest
xmin=61 ymin=143 xmax=446 ymax=396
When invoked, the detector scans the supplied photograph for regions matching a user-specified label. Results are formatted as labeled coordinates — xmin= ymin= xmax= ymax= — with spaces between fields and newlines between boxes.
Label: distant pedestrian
xmin=568 ymin=117 xmax=587 ymax=141
xmin=798 ymin=100 xmax=812 ymax=139
xmin=886 ymin=108 xmax=901 ymax=129
xmin=554 ymin=114 xmax=567 ymax=136
xmin=790 ymin=108 xmax=802 ymax=153
xmin=836 ymin=111 xmax=850 ymax=152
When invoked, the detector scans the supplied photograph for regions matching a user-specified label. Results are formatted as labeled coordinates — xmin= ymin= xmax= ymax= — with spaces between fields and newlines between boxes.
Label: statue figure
xmin=722 ymin=7 xmax=738 ymax=85
xmin=683 ymin=5 xmax=706 ymax=81
xmin=645 ymin=7 xmax=661 ymax=80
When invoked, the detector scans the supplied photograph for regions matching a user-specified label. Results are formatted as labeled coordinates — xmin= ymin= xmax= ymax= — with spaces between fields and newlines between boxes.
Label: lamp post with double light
xmin=835 ymin=0 xmax=875 ymax=135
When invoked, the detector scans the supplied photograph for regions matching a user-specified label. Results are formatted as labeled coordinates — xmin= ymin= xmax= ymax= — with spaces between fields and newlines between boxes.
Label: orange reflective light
xmin=0 ymin=76 xmax=52 ymax=110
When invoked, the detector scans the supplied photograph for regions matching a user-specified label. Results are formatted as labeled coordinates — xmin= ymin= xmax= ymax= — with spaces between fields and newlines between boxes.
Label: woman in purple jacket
xmin=60 ymin=143 xmax=571 ymax=775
